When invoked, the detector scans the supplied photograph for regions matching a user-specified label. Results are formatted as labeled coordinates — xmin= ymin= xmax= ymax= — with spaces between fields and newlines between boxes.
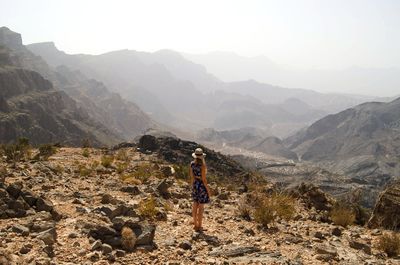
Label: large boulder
xmin=290 ymin=183 xmax=335 ymax=211
xmin=368 ymin=181 xmax=400 ymax=229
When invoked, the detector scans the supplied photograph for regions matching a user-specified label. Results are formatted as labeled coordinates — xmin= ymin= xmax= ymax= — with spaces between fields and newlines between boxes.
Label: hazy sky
xmin=1 ymin=0 xmax=400 ymax=70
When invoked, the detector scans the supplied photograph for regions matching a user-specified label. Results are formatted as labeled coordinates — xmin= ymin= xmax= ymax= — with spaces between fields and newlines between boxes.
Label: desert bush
xmin=1 ymin=137 xmax=32 ymax=162
xmin=237 ymin=198 xmax=252 ymax=221
xmin=116 ymin=162 xmax=128 ymax=174
xmin=101 ymin=155 xmax=114 ymax=168
xmin=164 ymin=201 xmax=174 ymax=212
xmin=37 ymin=144 xmax=57 ymax=160
xmin=253 ymin=193 xmax=296 ymax=227
xmin=121 ymin=226 xmax=136 ymax=252
xmin=116 ymin=149 xmax=129 ymax=162
xmin=78 ymin=164 xmax=92 ymax=177
xmin=138 ymin=196 xmax=158 ymax=219
xmin=82 ymin=148 xmax=90 ymax=158
xmin=377 ymin=232 xmax=400 ymax=257
xmin=173 ymin=164 xmax=189 ymax=180
xmin=330 ymin=204 xmax=356 ymax=227
xmin=132 ymin=163 xmax=154 ymax=182
xmin=120 ymin=174 xmax=142 ymax=185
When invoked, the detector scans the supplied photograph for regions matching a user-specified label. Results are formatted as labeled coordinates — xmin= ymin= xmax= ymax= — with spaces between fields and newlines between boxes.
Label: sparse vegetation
xmin=253 ymin=193 xmax=296 ymax=227
xmin=131 ymin=163 xmax=154 ymax=182
xmin=116 ymin=149 xmax=129 ymax=162
xmin=82 ymin=148 xmax=90 ymax=158
xmin=120 ymin=174 xmax=142 ymax=185
xmin=116 ymin=162 xmax=128 ymax=174
xmin=138 ymin=196 xmax=158 ymax=219
xmin=164 ymin=201 xmax=174 ymax=212
xmin=173 ymin=164 xmax=189 ymax=180
xmin=121 ymin=226 xmax=136 ymax=252
xmin=330 ymin=204 xmax=356 ymax=227
xmin=237 ymin=198 xmax=252 ymax=221
xmin=1 ymin=137 xmax=32 ymax=163
xmin=37 ymin=144 xmax=57 ymax=160
xmin=377 ymin=232 xmax=400 ymax=257
xmin=78 ymin=164 xmax=92 ymax=177
xmin=101 ymin=155 xmax=114 ymax=168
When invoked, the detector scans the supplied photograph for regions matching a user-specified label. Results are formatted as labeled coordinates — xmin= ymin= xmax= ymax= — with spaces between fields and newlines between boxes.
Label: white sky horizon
xmin=1 ymin=0 xmax=400 ymax=97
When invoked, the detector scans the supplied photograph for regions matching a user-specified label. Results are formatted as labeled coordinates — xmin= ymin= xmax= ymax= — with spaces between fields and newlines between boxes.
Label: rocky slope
xmin=0 ymin=27 xmax=155 ymax=142
xmin=0 ymin=42 xmax=120 ymax=146
xmin=0 ymin=137 xmax=399 ymax=264
xmin=284 ymin=97 xmax=400 ymax=206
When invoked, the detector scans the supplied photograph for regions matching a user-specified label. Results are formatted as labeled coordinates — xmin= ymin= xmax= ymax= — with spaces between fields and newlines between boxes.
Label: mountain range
xmin=0 ymin=27 xmax=154 ymax=146
xmin=185 ymin=51 xmax=400 ymax=98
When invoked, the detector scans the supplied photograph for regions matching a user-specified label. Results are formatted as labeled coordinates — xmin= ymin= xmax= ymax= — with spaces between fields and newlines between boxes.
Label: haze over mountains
xmin=27 ymin=40 xmax=389 ymax=140
xmin=185 ymin=51 xmax=400 ymax=97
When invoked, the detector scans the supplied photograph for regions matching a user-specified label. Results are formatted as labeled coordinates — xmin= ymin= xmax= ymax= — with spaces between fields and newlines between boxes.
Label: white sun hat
xmin=192 ymin=148 xmax=206 ymax=159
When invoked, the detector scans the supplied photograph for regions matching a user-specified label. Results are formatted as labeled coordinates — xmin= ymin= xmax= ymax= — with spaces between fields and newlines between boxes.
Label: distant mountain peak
xmin=0 ymin=26 xmax=23 ymax=49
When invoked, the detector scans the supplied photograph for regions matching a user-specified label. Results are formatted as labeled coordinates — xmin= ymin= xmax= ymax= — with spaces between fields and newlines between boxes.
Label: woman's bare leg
xmin=192 ymin=202 xmax=199 ymax=228
xmin=197 ymin=204 xmax=204 ymax=229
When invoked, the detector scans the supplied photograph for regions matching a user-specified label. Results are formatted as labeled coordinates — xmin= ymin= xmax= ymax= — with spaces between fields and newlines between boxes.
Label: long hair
xmin=194 ymin=157 xmax=203 ymax=165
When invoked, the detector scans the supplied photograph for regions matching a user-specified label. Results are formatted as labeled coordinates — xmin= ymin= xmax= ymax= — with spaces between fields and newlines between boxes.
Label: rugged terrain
xmin=0 ymin=136 xmax=399 ymax=264
xmin=0 ymin=27 xmax=155 ymax=145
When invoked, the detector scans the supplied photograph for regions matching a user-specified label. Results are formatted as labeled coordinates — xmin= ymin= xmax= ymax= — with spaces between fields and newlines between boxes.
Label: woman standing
xmin=189 ymin=148 xmax=211 ymax=232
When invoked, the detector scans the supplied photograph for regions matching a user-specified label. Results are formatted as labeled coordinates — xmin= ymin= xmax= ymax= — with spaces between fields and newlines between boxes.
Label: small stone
xmin=314 ymin=231 xmax=325 ymax=239
xmin=120 ymin=185 xmax=141 ymax=195
xmin=102 ymin=243 xmax=113 ymax=254
xmin=68 ymin=232 xmax=78 ymax=239
xmin=19 ymin=243 xmax=32 ymax=254
xmin=179 ymin=240 xmax=192 ymax=250
xmin=115 ymin=249 xmax=126 ymax=257
xmin=349 ymin=240 xmax=372 ymax=255
xmin=332 ymin=227 xmax=342 ymax=237
xmin=91 ymin=240 xmax=102 ymax=251
xmin=12 ymin=224 xmax=30 ymax=236
xmin=37 ymin=228 xmax=57 ymax=246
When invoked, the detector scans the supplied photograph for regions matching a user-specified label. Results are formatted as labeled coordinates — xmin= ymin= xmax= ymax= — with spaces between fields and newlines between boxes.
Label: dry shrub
xmin=330 ymin=204 xmax=355 ymax=227
xmin=120 ymin=174 xmax=142 ymax=185
xmin=101 ymin=155 xmax=114 ymax=168
xmin=1 ymin=137 xmax=32 ymax=162
xmin=37 ymin=144 xmax=57 ymax=160
xmin=173 ymin=164 xmax=189 ymax=180
xmin=116 ymin=162 xmax=128 ymax=174
xmin=116 ymin=149 xmax=129 ymax=162
xmin=138 ymin=196 xmax=158 ymax=219
xmin=254 ymin=193 xmax=296 ymax=227
xmin=164 ymin=201 xmax=174 ymax=212
xmin=82 ymin=148 xmax=90 ymax=158
xmin=237 ymin=198 xmax=252 ymax=221
xmin=377 ymin=232 xmax=400 ymax=257
xmin=121 ymin=226 xmax=136 ymax=252
xmin=132 ymin=163 xmax=154 ymax=182
xmin=78 ymin=164 xmax=92 ymax=177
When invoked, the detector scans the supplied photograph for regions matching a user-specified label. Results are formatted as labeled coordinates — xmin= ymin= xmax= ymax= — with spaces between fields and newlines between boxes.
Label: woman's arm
xmin=201 ymin=164 xmax=211 ymax=196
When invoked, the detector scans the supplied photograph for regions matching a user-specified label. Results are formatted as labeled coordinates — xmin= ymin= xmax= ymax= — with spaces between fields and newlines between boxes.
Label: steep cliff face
xmin=0 ymin=27 xmax=122 ymax=146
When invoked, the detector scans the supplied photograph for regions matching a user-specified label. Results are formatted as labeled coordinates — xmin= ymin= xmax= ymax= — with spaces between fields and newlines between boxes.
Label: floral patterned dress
xmin=191 ymin=162 xmax=210 ymax=204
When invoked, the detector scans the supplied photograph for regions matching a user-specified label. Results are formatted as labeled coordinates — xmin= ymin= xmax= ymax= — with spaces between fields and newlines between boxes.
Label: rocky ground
xmin=0 ymin=144 xmax=399 ymax=264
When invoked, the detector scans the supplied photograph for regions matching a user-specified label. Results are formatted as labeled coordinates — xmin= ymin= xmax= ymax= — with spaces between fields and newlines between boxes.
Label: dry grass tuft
xmin=253 ymin=193 xmax=296 ymax=227
xmin=121 ymin=226 xmax=136 ymax=252
xmin=101 ymin=155 xmax=114 ymax=168
xmin=138 ymin=196 xmax=158 ymax=219
xmin=377 ymin=232 xmax=400 ymax=257
xmin=330 ymin=204 xmax=355 ymax=227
